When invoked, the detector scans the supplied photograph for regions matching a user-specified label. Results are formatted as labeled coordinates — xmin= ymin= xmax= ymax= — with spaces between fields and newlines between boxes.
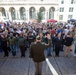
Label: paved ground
xmin=0 ymin=50 xmax=76 ymax=75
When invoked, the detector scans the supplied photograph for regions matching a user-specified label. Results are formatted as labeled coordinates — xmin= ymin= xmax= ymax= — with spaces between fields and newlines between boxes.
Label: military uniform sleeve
xmin=43 ymin=39 xmax=52 ymax=49
xmin=29 ymin=43 xmax=34 ymax=58
xmin=15 ymin=37 xmax=18 ymax=42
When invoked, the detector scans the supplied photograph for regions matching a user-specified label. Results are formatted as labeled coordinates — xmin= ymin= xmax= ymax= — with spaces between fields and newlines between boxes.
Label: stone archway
xmin=49 ymin=7 xmax=55 ymax=19
xmin=9 ymin=7 xmax=16 ymax=20
xmin=20 ymin=7 xmax=26 ymax=20
xmin=39 ymin=7 xmax=45 ymax=20
xmin=29 ymin=7 xmax=36 ymax=20
xmin=0 ymin=7 xmax=6 ymax=16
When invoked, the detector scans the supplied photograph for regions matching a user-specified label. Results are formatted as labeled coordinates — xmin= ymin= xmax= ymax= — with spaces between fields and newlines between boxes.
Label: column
xmin=45 ymin=10 xmax=49 ymax=20
xmin=46 ymin=10 xmax=49 ymax=20
xmin=45 ymin=10 xmax=47 ymax=21
xmin=15 ymin=10 xmax=18 ymax=20
xmin=16 ymin=10 xmax=20 ymax=20
xmin=18 ymin=10 xmax=21 ymax=19
xmin=48 ymin=10 xmax=49 ymax=19
xmin=0 ymin=12 xmax=2 ymax=16
xmin=27 ymin=10 xmax=29 ymax=22
xmin=54 ymin=10 xmax=58 ymax=20
xmin=8 ymin=11 xmax=12 ymax=21
xmin=0 ymin=9 xmax=2 ymax=16
xmin=25 ymin=10 xmax=27 ymax=21
xmin=36 ymin=10 xmax=39 ymax=19
xmin=6 ymin=10 xmax=9 ymax=18
xmin=15 ymin=10 xmax=17 ymax=20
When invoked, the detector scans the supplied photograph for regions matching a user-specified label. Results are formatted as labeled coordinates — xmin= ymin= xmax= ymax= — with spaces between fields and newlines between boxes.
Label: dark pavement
xmin=0 ymin=49 xmax=76 ymax=75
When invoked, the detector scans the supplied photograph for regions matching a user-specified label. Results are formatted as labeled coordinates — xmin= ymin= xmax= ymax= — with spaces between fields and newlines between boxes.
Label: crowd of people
xmin=0 ymin=21 xmax=76 ymax=57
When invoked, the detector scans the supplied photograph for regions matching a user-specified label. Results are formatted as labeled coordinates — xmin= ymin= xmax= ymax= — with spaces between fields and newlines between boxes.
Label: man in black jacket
xmin=30 ymin=34 xmax=52 ymax=75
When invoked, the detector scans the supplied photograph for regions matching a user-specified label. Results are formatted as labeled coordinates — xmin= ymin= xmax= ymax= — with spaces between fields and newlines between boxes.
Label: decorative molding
xmin=0 ymin=3 xmax=59 ymax=6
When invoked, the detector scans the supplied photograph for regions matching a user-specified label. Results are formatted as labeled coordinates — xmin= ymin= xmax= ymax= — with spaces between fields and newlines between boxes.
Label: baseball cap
xmin=36 ymin=35 xmax=41 ymax=40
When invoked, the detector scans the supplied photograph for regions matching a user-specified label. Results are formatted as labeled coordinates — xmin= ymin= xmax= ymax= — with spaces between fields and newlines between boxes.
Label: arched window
xmin=39 ymin=7 xmax=45 ymax=20
xmin=9 ymin=7 xmax=16 ymax=20
xmin=20 ymin=7 xmax=26 ymax=20
xmin=0 ymin=7 xmax=6 ymax=16
xmin=49 ymin=7 xmax=55 ymax=19
xmin=29 ymin=7 xmax=36 ymax=20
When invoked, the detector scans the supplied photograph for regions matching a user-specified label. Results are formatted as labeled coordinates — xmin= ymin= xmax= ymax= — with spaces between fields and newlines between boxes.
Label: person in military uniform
xmin=30 ymin=33 xmax=52 ymax=75
xmin=0 ymin=34 xmax=8 ymax=57
xmin=8 ymin=33 xmax=17 ymax=57
xmin=18 ymin=33 xmax=26 ymax=57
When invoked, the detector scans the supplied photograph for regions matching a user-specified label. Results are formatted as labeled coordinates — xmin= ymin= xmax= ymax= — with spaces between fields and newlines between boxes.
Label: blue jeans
xmin=47 ymin=47 xmax=52 ymax=56
xmin=10 ymin=44 xmax=16 ymax=56
xmin=15 ymin=42 xmax=20 ymax=51
xmin=53 ymin=43 xmax=55 ymax=51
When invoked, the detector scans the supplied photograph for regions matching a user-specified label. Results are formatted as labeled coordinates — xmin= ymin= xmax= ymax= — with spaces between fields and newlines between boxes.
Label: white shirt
xmin=64 ymin=28 xmax=69 ymax=35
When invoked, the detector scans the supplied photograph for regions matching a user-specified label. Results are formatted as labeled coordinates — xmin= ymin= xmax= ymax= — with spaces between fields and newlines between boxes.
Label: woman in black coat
xmin=65 ymin=33 xmax=73 ymax=57
xmin=55 ymin=33 xmax=63 ymax=57
xmin=1 ymin=34 xmax=8 ymax=57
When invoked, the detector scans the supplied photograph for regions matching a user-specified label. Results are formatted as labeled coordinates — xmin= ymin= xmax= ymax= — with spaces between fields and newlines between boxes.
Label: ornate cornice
xmin=0 ymin=3 xmax=58 ymax=6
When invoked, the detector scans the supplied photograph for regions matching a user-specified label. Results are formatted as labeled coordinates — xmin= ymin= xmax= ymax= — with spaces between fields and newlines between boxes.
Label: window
xmin=68 ymin=15 xmax=73 ymax=19
xmin=71 ymin=0 xmax=74 ymax=4
xmin=59 ymin=15 xmax=63 ymax=20
xmin=60 ymin=7 xmax=64 ymax=12
xmin=69 ymin=7 xmax=74 ymax=12
xmin=61 ymin=0 xmax=64 ymax=4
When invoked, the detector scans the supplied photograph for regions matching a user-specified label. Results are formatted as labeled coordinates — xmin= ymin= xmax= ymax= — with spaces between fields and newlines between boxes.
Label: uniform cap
xmin=36 ymin=35 xmax=41 ymax=40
